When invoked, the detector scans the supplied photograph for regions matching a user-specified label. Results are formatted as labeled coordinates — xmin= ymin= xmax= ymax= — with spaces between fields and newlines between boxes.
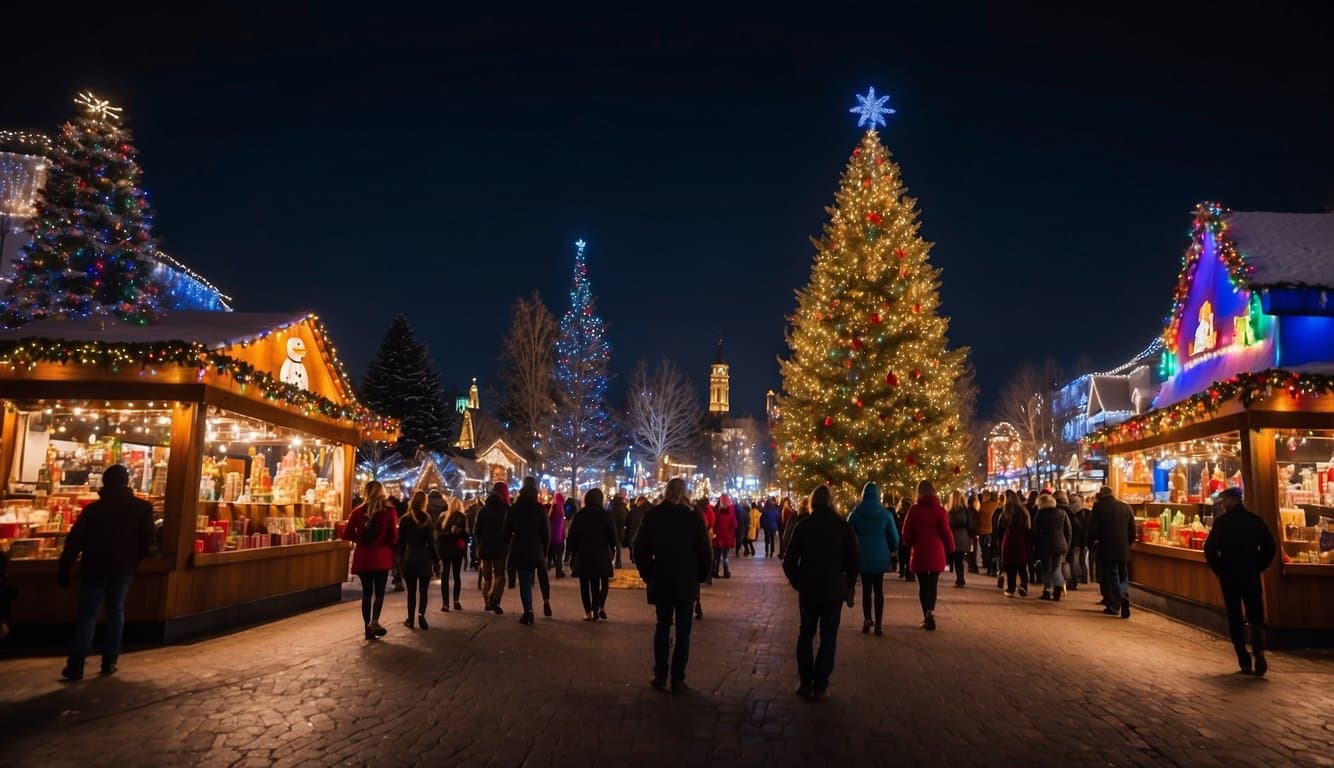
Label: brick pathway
xmin=1 ymin=556 xmax=1331 ymax=767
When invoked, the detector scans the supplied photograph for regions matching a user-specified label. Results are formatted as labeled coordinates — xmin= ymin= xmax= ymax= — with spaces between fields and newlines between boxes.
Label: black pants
xmin=948 ymin=552 xmax=967 ymax=585
xmin=1221 ymin=579 xmax=1265 ymax=664
xmin=743 ymin=539 xmax=755 ymax=556
xmin=357 ymin=571 xmax=388 ymax=625
xmin=797 ymin=597 xmax=843 ymax=692
xmin=917 ymin=572 xmax=940 ymax=615
xmin=763 ymin=529 xmax=776 ymax=556
xmin=579 ymin=575 xmax=609 ymax=613
xmin=549 ymin=543 xmax=565 ymax=573
xmin=654 ymin=601 xmax=695 ymax=683
xmin=440 ymin=558 xmax=463 ymax=606
xmin=1004 ymin=565 xmax=1028 ymax=594
xmin=860 ymin=572 xmax=884 ymax=625
xmin=405 ymin=572 xmax=429 ymax=618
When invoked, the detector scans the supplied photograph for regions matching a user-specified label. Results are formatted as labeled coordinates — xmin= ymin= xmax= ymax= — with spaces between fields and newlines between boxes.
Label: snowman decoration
xmin=280 ymin=337 xmax=309 ymax=390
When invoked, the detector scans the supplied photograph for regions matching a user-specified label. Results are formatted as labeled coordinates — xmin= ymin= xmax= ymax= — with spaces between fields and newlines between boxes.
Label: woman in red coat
xmin=1000 ymin=490 xmax=1032 ymax=598
xmin=342 ymin=480 xmax=399 ymax=640
xmin=901 ymin=481 xmax=955 ymax=631
xmin=711 ymin=495 xmax=738 ymax=579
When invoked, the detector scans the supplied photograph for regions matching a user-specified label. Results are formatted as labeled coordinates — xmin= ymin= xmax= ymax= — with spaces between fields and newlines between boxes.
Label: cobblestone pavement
xmin=2 ymin=556 xmax=1332 ymax=767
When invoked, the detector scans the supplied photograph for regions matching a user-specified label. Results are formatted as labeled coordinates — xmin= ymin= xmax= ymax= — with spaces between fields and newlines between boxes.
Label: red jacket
xmin=901 ymin=494 xmax=955 ymax=574
xmin=712 ymin=507 xmax=738 ymax=549
xmin=343 ymin=503 xmax=399 ymax=574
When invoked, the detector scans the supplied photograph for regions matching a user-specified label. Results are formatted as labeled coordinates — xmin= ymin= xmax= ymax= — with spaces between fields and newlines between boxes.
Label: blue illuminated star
xmin=849 ymin=87 xmax=895 ymax=130
xmin=575 ymin=239 xmax=587 ymax=251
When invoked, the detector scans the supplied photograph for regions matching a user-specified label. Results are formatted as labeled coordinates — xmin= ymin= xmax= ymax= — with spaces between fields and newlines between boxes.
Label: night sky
xmin=7 ymin=6 xmax=1333 ymax=419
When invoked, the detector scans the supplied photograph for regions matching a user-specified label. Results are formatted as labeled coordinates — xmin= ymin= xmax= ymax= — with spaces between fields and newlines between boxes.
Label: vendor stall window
xmin=2 ymin=400 xmax=172 ymax=560
xmin=1113 ymin=431 xmax=1242 ymax=550
xmin=1274 ymin=430 xmax=1334 ymax=566
xmin=195 ymin=406 xmax=345 ymax=553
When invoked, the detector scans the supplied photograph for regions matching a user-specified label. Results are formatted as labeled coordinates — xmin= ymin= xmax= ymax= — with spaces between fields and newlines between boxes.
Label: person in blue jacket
xmin=847 ymin=481 xmax=899 ymax=635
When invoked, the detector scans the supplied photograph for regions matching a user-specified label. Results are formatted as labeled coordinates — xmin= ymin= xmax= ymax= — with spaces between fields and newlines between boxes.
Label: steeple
xmin=709 ymin=339 xmax=730 ymax=418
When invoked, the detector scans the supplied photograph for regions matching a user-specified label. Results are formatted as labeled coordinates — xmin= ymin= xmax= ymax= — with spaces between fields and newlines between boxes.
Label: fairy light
xmin=74 ymin=91 xmax=123 ymax=122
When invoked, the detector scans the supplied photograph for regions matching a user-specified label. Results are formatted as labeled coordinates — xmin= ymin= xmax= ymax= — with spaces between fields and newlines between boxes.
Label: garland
xmin=1086 ymin=369 xmax=1334 ymax=448
xmin=0 ymin=338 xmax=395 ymax=434
xmin=1161 ymin=201 xmax=1255 ymax=350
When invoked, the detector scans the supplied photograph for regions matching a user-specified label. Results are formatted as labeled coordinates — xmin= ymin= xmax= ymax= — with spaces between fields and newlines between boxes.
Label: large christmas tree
xmin=360 ymin=315 xmax=455 ymax=455
xmin=550 ymin=239 xmax=617 ymax=493
xmin=775 ymin=88 xmax=969 ymax=505
xmin=3 ymin=93 xmax=164 ymax=327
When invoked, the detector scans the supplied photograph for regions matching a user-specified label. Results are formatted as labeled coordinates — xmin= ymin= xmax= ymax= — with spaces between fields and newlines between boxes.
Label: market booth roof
xmin=0 ymin=311 xmax=396 ymax=441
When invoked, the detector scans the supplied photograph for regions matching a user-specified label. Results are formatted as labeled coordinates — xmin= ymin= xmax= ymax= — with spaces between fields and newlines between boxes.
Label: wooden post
xmin=165 ymin=401 xmax=207 ymax=571
xmin=1240 ymin=423 xmax=1282 ymax=626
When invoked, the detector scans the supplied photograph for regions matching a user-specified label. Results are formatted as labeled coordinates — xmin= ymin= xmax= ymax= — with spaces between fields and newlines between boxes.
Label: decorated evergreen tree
xmin=3 ymin=92 xmax=164 ymax=327
xmin=775 ymin=88 xmax=969 ymax=504
xmin=360 ymin=315 xmax=455 ymax=454
xmin=550 ymin=239 xmax=617 ymax=493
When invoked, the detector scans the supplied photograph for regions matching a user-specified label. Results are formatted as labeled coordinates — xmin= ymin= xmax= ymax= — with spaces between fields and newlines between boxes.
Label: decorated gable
xmin=221 ymin=315 xmax=354 ymax=408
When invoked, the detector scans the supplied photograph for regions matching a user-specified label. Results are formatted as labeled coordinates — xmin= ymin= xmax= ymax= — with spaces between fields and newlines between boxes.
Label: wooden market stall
xmin=1097 ymin=203 xmax=1334 ymax=648
xmin=0 ymin=311 xmax=394 ymax=642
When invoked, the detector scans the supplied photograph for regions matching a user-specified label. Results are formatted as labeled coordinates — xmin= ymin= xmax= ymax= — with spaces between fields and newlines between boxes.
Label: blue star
xmin=849 ymin=87 xmax=895 ymax=130
xmin=575 ymin=239 xmax=587 ymax=251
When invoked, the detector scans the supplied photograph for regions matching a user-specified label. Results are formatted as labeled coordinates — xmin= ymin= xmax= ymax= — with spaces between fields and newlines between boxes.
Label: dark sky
xmin=7 ymin=5 xmax=1333 ymax=419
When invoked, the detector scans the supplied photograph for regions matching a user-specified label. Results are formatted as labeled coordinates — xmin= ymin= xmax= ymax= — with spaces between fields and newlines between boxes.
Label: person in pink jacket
xmin=548 ymin=492 xmax=567 ymax=579
xmin=342 ymin=480 xmax=400 ymax=640
xmin=901 ymin=480 xmax=955 ymax=632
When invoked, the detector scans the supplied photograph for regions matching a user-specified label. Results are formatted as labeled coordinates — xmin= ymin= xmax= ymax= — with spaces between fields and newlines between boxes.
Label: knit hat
xmin=1218 ymin=487 xmax=1243 ymax=501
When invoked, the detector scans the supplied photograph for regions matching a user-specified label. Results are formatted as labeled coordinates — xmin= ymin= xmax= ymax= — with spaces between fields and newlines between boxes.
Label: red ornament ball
xmin=876 ymin=156 xmax=885 ymax=165
xmin=894 ymin=248 xmax=907 ymax=259
xmin=913 ymin=303 xmax=921 ymax=314
xmin=824 ymin=416 xmax=834 ymax=428
xmin=912 ymin=368 xmax=922 ymax=379
xmin=869 ymin=312 xmax=881 ymax=324
xmin=862 ymin=178 xmax=871 ymax=188
xmin=851 ymin=338 xmax=863 ymax=350
xmin=885 ymin=372 xmax=899 ymax=387
xmin=852 ymin=148 xmax=861 ymax=156
xmin=906 ymin=456 xmax=917 ymax=467
xmin=866 ymin=212 xmax=883 ymax=225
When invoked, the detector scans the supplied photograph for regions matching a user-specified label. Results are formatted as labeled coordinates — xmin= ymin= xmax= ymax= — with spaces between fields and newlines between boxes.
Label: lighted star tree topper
xmin=774 ymin=88 xmax=970 ymax=505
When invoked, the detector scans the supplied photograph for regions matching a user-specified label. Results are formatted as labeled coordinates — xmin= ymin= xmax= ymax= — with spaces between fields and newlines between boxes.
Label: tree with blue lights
xmin=550 ymin=239 xmax=617 ymax=494
xmin=3 ymin=93 xmax=165 ymax=327
xmin=775 ymin=88 xmax=970 ymax=506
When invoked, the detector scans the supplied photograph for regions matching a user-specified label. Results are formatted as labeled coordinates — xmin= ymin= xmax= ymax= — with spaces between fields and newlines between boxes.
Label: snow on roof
xmin=1229 ymin=211 xmax=1334 ymax=289
xmin=1088 ymin=375 xmax=1135 ymax=416
xmin=0 ymin=310 xmax=311 ymax=349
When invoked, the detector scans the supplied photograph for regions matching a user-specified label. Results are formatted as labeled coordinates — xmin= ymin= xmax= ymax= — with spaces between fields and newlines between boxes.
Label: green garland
xmin=1086 ymin=369 xmax=1334 ymax=447
xmin=0 ymin=338 xmax=395 ymax=433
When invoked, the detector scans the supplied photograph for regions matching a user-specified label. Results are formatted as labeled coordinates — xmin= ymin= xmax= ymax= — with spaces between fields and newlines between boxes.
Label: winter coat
xmin=634 ymin=501 xmax=712 ymax=605
xmin=627 ymin=502 xmax=648 ymax=547
xmin=397 ymin=511 xmax=439 ymax=578
xmin=610 ymin=498 xmax=630 ymax=546
xmin=949 ymin=505 xmax=974 ymax=554
xmin=1000 ymin=507 xmax=1031 ymax=567
xmin=1204 ymin=503 xmax=1277 ymax=588
xmin=436 ymin=510 xmax=469 ymax=562
xmin=503 ymin=490 xmax=551 ymax=570
xmin=782 ymin=505 xmax=860 ymax=603
xmin=781 ymin=513 xmax=808 ymax=555
xmin=747 ymin=507 xmax=761 ymax=542
xmin=548 ymin=494 xmax=567 ymax=546
xmin=1087 ymin=495 xmax=1136 ymax=562
xmin=58 ymin=485 xmax=155 ymax=583
xmin=473 ymin=495 xmax=510 ymax=560
xmin=847 ymin=482 xmax=899 ymax=575
xmin=977 ymin=498 xmax=998 ymax=535
xmin=343 ymin=503 xmax=399 ymax=574
xmin=1034 ymin=504 xmax=1072 ymax=557
xmin=700 ymin=503 xmax=715 ymax=533
xmin=1069 ymin=506 xmax=1090 ymax=548
xmin=713 ymin=506 xmax=738 ymax=549
xmin=780 ymin=504 xmax=797 ymax=532
xmin=426 ymin=491 xmax=447 ymax=524
xmin=760 ymin=502 xmax=781 ymax=533
xmin=901 ymin=495 xmax=955 ymax=574
xmin=566 ymin=504 xmax=618 ymax=579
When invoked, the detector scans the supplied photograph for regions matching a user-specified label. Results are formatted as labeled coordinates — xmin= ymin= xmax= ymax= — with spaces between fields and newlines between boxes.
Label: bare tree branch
xmin=995 ymin=359 xmax=1060 ymax=474
xmin=497 ymin=292 xmax=558 ymax=464
xmin=627 ymin=358 xmax=703 ymax=470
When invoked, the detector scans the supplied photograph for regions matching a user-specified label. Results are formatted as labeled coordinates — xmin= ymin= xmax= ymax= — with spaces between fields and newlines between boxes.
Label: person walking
xmin=1033 ymin=493 xmax=1072 ymax=601
xmin=781 ymin=497 xmax=809 ymax=559
xmin=760 ymin=498 xmax=781 ymax=558
xmin=567 ymin=488 xmax=618 ymax=621
xmin=1088 ymin=486 xmax=1136 ymax=618
xmin=436 ymin=497 xmax=468 ymax=611
xmin=635 ymin=478 xmax=712 ymax=694
xmin=847 ymin=481 xmax=898 ymax=635
xmin=712 ymin=496 xmax=738 ymax=579
xmin=547 ymin=492 xmax=568 ymax=579
xmin=627 ymin=496 xmax=649 ymax=562
xmin=901 ymin=481 xmax=955 ymax=631
xmin=1203 ymin=487 xmax=1277 ymax=676
xmin=894 ymin=498 xmax=915 ymax=582
xmin=610 ymin=493 xmax=630 ymax=569
xmin=341 ymin=480 xmax=399 ymax=640
xmin=783 ymin=485 xmax=859 ymax=701
xmin=777 ymin=497 xmax=796 ymax=558
xmin=474 ymin=483 xmax=510 ymax=614
xmin=503 ymin=477 xmax=551 ymax=625
xmin=1000 ymin=490 xmax=1032 ymax=598
xmin=1066 ymin=493 xmax=1090 ymax=591
xmin=947 ymin=490 xmax=973 ymax=588
xmin=57 ymin=464 xmax=156 ymax=680
xmin=398 ymin=491 xmax=439 ymax=629
xmin=978 ymin=490 xmax=999 ymax=577
xmin=745 ymin=502 xmax=761 ymax=557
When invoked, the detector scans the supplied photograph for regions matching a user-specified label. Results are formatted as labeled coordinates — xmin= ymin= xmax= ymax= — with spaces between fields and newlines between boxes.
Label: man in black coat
xmin=634 ymin=478 xmax=711 ymax=694
xmin=782 ymin=485 xmax=860 ymax=702
xmin=502 ymin=477 xmax=551 ymax=625
xmin=474 ymin=483 xmax=511 ymax=614
xmin=57 ymin=464 xmax=156 ymax=680
xmin=1204 ymin=487 xmax=1277 ymax=676
xmin=1087 ymin=486 xmax=1136 ymax=618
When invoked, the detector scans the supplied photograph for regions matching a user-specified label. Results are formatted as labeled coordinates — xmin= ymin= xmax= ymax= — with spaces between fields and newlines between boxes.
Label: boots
xmin=1120 ymin=598 xmax=1131 ymax=619
xmin=1053 ymin=587 xmax=1062 ymax=602
xmin=1251 ymin=625 xmax=1268 ymax=676
xmin=1039 ymin=590 xmax=1053 ymax=601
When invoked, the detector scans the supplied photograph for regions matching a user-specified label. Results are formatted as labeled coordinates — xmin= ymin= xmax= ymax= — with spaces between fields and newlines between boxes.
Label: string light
xmin=74 ymin=91 xmax=123 ymax=122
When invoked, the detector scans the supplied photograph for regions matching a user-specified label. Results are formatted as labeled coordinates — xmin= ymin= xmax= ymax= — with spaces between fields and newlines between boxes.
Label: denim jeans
xmin=1100 ymin=560 xmax=1129 ymax=603
xmin=797 ymin=597 xmax=843 ymax=691
xmin=654 ymin=601 xmax=695 ymax=683
xmin=1066 ymin=546 xmax=1088 ymax=586
xmin=1042 ymin=554 xmax=1066 ymax=591
xmin=517 ymin=569 xmax=535 ymax=614
xmin=69 ymin=574 xmax=134 ymax=670
xmin=713 ymin=548 xmax=730 ymax=574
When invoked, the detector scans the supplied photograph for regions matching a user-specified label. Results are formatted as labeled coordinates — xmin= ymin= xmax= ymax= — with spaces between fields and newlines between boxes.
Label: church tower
xmin=709 ymin=340 xmax=730 ymax=418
